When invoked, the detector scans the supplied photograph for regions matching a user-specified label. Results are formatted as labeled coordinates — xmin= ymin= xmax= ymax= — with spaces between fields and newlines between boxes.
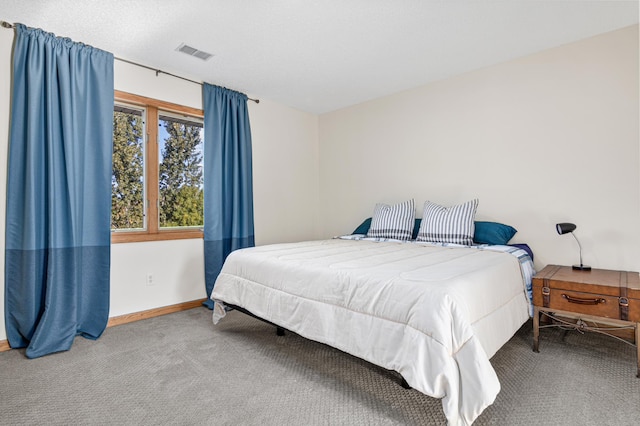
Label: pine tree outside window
xmin=112 ymin=104 xmax=145 ymax=231
xmin=158 ymin=113 xmax=204 ymax=228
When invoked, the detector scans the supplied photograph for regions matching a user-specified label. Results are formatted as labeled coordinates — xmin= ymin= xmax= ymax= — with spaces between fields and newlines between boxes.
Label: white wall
xmin=0 ymin=29 xmax=11 ymax=343
xmin=0 ymin=33 xmax=320 ymax=340
xmin=109 ymin=61 xmax=207 ymax=317
xmin=319 ymin=25 xmax=640 ymax=272
xmin=251 ymin=98 xmax=320 ymax=245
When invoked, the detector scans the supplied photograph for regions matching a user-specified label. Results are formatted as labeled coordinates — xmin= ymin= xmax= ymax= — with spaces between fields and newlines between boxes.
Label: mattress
xmin=211 ymin=238 xmax=533 ymax=425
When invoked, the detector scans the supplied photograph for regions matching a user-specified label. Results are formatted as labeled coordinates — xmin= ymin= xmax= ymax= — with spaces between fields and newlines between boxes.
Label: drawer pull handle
xmin=562 ymin=294 xmax=606 ymax=305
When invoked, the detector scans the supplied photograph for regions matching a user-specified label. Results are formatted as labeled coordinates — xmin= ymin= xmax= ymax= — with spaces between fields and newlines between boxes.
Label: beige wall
xmin=319 ymin=25 xmax=639 ymax=272
xmin=0 ymin=32 xmax=320 ymax=340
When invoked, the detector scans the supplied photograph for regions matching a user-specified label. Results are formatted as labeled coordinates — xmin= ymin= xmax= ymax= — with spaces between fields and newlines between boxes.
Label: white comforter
xmin=211 ymin=238 xmax=531 ymax=425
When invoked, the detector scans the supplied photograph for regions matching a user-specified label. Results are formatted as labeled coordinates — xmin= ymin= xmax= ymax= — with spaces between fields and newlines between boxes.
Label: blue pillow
xmin=352 ymin=218 xmax=372 ymax=235
xmin=473 ymin=221 xmax=517 ymax=245
xmin=412 ymin=218 xmax=421 ymax=240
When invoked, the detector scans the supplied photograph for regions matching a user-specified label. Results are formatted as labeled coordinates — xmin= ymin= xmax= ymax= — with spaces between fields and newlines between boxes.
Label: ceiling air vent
xmin=176 ymin=43 xmax=214 ymax=61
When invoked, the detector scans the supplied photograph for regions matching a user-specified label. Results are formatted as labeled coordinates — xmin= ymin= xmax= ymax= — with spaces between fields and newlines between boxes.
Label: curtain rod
xmin=1 ymin=20 xmax=259 ymax=104
xmin=114 ymin=57 xmax=259 ymax=104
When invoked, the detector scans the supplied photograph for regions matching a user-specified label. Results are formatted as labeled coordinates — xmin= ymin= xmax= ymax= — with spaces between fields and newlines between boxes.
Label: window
xmin=111 ymin=91 xmax=204 ymax=243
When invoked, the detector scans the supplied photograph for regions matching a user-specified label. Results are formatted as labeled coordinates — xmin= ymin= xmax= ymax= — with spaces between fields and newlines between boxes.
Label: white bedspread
xmin=211 ymin=238 xmax=531 ymax=425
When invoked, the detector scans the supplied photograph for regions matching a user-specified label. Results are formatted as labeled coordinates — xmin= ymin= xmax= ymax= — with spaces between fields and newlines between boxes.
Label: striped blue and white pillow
xmin=416 ymin=199 xmax=478 ymax=245
xmin=366 ymin=199 xmax=415 ymax=241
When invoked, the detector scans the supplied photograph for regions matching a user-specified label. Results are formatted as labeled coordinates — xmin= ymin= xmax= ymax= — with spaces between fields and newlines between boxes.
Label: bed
xmin=210 ymin=234 xmax=534 ymax=425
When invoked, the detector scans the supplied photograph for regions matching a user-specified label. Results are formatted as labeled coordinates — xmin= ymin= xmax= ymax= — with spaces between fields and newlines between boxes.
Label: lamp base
xmin=572 ymin=264 xmax=591 ymax=271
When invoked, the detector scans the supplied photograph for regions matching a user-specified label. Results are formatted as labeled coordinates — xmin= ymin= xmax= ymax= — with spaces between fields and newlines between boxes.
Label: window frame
xmin=112 ymin=91 xmax=204 ymax=244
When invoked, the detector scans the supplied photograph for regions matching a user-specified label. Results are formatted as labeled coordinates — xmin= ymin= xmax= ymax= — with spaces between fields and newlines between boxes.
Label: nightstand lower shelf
xmin=533 ymin=306 xmax=640 ymax=378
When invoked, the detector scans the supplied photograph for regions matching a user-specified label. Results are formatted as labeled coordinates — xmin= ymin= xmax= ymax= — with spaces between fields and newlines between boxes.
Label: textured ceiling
xmin=2 ymin=1 xmax=639 ymax=114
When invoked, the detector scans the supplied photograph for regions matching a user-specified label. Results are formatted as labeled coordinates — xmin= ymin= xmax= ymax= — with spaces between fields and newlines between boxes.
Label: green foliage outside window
xmin=158 ymin=116 xmax=204 ymax=228
xmin=111 ymin=109 xmax=144 ymax=229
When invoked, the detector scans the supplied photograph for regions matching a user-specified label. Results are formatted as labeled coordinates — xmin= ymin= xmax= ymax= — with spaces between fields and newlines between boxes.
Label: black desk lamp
xmin=556 ymin=222 xmax=591 ymax=271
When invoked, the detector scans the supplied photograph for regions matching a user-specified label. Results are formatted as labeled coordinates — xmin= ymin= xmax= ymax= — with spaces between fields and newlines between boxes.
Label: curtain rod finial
xmin=1 ymin=21 xmax=14 ymax=29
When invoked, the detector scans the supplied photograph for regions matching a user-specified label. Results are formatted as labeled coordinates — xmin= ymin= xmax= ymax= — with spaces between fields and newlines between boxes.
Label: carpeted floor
xmin=1 ymin=307 xmax=638 ymax=425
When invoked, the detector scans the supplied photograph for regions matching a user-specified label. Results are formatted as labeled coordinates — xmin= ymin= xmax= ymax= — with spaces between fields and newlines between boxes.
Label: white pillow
xmin=366 ymin=199 xmax=415 ymax=241
xmin=416 ymin=199 xmax=478 ymax=245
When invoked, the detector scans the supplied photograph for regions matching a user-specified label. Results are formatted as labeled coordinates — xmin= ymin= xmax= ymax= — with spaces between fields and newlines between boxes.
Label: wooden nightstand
xmin=532 ymin=265 xmax=640 ymax=378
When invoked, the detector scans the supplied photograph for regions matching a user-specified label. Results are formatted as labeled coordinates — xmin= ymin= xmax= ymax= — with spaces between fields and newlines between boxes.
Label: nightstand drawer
xmin=533 ymin=288 xmax=626 ymax=321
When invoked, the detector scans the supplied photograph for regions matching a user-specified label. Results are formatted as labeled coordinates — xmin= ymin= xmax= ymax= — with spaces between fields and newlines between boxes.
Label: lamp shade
xmin=556 ymin=222 xmax=576 ymax=235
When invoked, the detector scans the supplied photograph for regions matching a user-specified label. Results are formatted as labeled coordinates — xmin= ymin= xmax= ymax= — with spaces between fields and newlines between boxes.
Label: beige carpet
xmin=1 ymin=307 xmax=638 ymax=425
